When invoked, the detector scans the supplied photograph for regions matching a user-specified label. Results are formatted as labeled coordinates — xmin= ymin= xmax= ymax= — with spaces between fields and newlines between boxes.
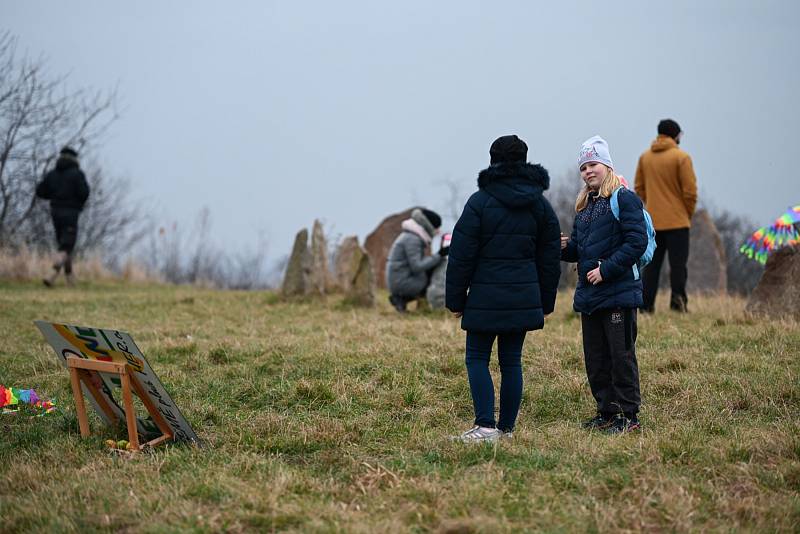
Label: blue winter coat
xmin=561 ymin=188 xmax=647 ymax=314
xmin=446 ymin=162 xmax=561 ymax=333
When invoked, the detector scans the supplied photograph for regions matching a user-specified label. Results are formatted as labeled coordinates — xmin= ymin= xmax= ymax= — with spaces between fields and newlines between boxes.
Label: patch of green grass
xmin=1 ymin=284 xmax=798 ymax=531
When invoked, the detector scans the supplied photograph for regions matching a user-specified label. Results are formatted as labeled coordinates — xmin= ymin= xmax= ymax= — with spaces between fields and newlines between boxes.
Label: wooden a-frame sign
xmin=35 ymin=321 xmax=201 ymax=450
xmin=66 ymin=356 xmax=173 ymax=451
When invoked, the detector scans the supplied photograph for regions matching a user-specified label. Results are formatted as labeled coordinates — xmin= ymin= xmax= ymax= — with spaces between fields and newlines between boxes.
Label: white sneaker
xmin=455 ymin=426 xmax=502 ymax=443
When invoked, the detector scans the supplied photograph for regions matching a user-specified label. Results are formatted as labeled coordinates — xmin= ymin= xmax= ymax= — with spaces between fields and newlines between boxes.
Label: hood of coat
xmin=55 ymin=155 xmax=80 ymax=170
xmin=650 ymin=135 xmax=678 ymax=153
xmin=401 ymin=218 xmax=432 ymax=244
xmin=477 ymin=162 xmax=550 ymax=208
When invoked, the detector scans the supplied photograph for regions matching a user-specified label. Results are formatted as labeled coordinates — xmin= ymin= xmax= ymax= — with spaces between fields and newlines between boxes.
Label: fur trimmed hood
xmin=477 ymin=162 xmax=550 ymax=209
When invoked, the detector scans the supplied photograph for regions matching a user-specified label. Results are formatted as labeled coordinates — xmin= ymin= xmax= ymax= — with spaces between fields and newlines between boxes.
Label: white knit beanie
xmin=578 ymin=135 xmax=613 ymax=170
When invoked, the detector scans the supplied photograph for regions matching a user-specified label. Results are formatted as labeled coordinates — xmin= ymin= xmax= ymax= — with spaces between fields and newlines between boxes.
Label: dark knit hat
xmin=657 ymin=119 xmax=682 ymax=140
xmin=421 ymin=208 xmax=442 ymax=230
xmin=489 ymin=135 xmax=528 ymax=164
xmin=60 ymin=146 xmax=79 ymax=157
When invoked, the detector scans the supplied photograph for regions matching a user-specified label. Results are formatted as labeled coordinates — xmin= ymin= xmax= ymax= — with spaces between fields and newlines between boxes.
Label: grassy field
xmin=1 ymin=280 xmax=798 ymax=533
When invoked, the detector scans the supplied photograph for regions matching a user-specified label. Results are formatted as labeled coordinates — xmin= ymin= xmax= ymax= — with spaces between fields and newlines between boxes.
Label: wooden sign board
xmin=35 ymin=321 xmax=200 ymax=445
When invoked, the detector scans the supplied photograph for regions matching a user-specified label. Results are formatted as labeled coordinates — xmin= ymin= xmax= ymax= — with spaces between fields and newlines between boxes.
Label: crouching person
xmin=446 ymin=135 xmax=561 ymax=442
xmin=386 ymin=208 xmax=444 ymax=312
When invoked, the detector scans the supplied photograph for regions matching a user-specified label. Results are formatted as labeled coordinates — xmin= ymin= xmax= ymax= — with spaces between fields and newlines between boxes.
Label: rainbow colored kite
xmin=740 ymin=205 xmax=800 ymax=264
xmin=1 ymin=384 xmax=57 ymax=415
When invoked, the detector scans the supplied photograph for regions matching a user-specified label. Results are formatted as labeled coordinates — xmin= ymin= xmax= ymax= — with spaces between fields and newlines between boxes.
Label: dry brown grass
xmin=0 ymin=246 xmax=157 ymax=284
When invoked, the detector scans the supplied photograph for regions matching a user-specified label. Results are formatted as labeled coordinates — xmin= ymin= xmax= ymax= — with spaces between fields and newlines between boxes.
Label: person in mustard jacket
xmin=634 ymin=119 xmax=698 ymax=313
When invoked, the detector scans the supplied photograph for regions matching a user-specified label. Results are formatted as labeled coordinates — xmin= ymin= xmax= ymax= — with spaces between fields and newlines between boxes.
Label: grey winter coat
xmin=386 ymin=230 xmax=442 ymax=298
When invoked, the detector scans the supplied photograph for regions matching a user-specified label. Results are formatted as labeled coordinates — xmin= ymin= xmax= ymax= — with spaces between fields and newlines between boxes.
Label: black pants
xmin=642 ymin=228 xmax=689 ymax=311
xmin=581 ymin=308 xmax=640 ymax=416
xmin=51 ymin=208 xmax=80 ymax=274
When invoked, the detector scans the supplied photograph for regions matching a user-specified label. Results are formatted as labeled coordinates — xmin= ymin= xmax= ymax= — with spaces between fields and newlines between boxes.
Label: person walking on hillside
xmin=446 ymin=135 xmax=561 ymax=442
xmin=634 ymin=119 xmax=698 ymax=312
xmin=386 ymin=208 xmax=445 ymax=312
xmin=35 ymin=146 xmax=90 ymax=287
xmin=561 ymin=136 xmax=647 ymax=434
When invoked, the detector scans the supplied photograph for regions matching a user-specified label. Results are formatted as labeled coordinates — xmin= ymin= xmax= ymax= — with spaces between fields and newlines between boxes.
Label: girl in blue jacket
xmin=561 ymin=136 xmax=647 ymax=434
xmin=446 ymin=135 xmax=561 ymax=442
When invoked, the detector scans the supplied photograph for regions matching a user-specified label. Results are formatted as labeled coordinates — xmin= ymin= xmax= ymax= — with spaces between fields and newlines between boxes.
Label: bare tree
xmin=436 ymin=176 xmax=470 ymax=228
xmin=711 ymin=208 xmax=764 ymax=295
xmin=0 ymin=32 xmax=119 ymax=249
xmin=144 ymin=207 xmax=273 ymax=289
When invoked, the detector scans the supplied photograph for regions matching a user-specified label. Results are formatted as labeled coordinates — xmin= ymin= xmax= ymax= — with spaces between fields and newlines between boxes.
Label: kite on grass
xmin=739 ymin=205 xmax=800 ymax=264
xmin=1 ymin=384 xmax=57 ymax=415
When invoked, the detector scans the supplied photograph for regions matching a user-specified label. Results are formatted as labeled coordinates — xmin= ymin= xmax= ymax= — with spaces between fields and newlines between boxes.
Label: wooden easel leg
xmin=69 ymin=367 xmax=90 ymax=437
xmin=120 ymin=372 xmax=140 ymax=451
xmin=129 ymin=374 xmax=174 ymax=444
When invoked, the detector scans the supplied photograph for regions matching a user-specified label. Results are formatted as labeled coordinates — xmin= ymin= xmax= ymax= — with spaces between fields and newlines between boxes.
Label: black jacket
xmin=446 ymin=162 xmax=561 ymax=333
xmin=561 ymin=188 xmax=647 ymax=314
xmin=35 ymin=157 xmax=90 ymax=211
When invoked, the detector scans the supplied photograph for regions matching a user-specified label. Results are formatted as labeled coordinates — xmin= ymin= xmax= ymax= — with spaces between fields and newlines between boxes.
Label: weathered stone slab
xmin=282 ymin=228 xmax=311 ymax=296
xmin=659 ymin=209 xmax=727 ymax=293
xmin=310 ymin=219 xmax=333 ymax=295
xmin=334 ymin=235 xmax=360 ymax=292
xmin=746 ymin=244 xmax=800 ymax=319
xmin=346 ymin=247 xmax=376 ymax=307
xmin=364 ymin=207 xmax=419 ymax=289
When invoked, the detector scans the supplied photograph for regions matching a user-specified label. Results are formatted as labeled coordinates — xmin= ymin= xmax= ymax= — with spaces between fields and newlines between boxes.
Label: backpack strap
xmin=608 ymin=186 xmax=641 ymax=281
xmin=609 ymin=186 xmax=623 ymax=221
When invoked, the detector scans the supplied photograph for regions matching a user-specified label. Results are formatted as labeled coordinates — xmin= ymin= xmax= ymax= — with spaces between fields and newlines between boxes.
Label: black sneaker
xmin=388 ymin=294 xmax=407 ymax=313
xmin=581 ymin=413 xmax=613 ymax=430
xmin=669 ymin=295 xmax=688 ymax=313
xmin=605 ymin=414 xmax=641 ymax=434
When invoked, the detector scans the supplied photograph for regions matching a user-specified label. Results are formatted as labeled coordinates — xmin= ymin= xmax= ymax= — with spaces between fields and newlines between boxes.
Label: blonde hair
xmin=575 ymin=165 xmax=621 ymax=212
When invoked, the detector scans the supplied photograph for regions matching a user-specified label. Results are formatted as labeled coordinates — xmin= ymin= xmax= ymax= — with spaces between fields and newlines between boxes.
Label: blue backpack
xmin=609 ymin=186 xmax=656 ymax=281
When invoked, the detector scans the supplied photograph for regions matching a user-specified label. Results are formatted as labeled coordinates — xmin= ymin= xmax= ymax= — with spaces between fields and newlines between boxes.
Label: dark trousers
xmin=465 ymin=331 xmax=526 ymax=432
xmin=642 ymin=228 xmax=690 ymax=311
xmin=51 ymin=208 xmax=80 ymax=274
xmin=581 ymin=308 xmax=640 ymax=417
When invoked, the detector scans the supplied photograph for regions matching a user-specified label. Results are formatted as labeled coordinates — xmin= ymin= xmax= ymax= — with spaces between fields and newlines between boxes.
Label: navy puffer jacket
xmin=446 ymin=162 xmax=561 ymax=333
xmin=561 ymin=188 xmax=647 ymax=314
xmin=35 ymin=157 xmax=90 ymax=211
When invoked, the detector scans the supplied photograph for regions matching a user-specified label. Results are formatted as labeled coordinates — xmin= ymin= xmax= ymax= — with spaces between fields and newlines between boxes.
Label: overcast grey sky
xmin=5 ymin=1 xmax=799 ymax=260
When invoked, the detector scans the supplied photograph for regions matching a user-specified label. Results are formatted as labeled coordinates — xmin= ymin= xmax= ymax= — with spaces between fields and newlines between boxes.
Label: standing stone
xmin=365 ymin=207 xmax=420 ymax=289
xmin=334 ymin=235 xmax=360 ymax=292
xmin=310 ymin=219 xmax=332 ymax=295
xmin=345 ymin=244 xmax=376 ymax=307
xmin=658 ymin=209 xmax=727 ymax=293
xmin=746 ymin=245 xmax=800 ymax=319
xmin=282 ymin=228 xmax=312 ymax=296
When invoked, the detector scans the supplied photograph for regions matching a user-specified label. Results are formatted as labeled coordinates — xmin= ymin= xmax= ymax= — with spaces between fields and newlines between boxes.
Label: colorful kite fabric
xmin=0 ymin=384 xmax=57 ymax=415
xmin=740 ymin=205 xmax=800 ymax=264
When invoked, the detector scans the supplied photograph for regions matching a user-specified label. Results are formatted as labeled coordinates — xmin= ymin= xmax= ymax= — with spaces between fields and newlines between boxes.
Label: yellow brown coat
xmin=634 ymin=135 xmax=698 ymax=230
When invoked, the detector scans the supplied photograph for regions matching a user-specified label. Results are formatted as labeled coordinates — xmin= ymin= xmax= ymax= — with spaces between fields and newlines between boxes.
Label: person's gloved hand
xmin=438 ymin=246 xmax=450 ymax=257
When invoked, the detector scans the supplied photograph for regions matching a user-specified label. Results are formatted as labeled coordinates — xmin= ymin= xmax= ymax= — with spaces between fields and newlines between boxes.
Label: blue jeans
xmin=465 ymin=331 xmax=526 ymax=432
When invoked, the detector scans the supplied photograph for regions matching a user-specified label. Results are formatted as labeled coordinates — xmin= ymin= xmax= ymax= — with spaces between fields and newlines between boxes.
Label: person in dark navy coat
xmin=446 ymin=135 xmax=561 ymax=442
xmin=35 ymin=146 xmax=90 ymax=287
xmin=561 ymin=136 xmax=647 ymax=434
